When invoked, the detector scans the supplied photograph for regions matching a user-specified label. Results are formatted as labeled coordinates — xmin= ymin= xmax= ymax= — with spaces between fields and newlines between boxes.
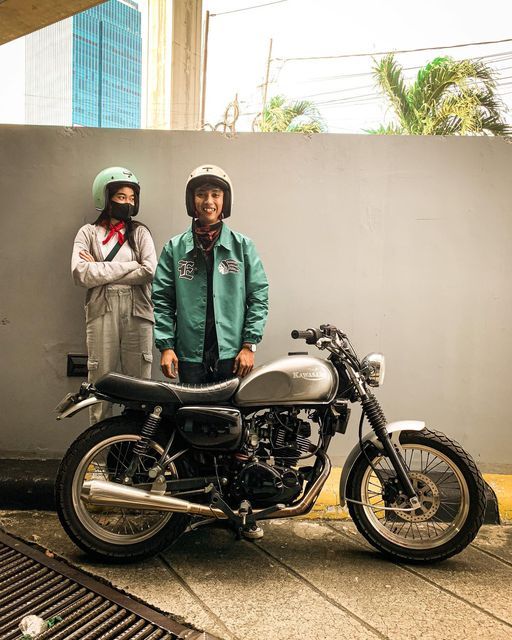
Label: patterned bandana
xmin=193 ymin=219 xmax=222 ymax=254
xmin=102 ymin=221 xmax=126 ymax=246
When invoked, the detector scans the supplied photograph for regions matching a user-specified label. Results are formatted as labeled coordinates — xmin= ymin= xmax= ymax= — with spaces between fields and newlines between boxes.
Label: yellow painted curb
xmin=483 ymin=474 xmax=512 ymax=522
xmin=303 ymin=467 xmax=512 ymax=523
xmin=304 ymin=467 xmax=350 ymax=520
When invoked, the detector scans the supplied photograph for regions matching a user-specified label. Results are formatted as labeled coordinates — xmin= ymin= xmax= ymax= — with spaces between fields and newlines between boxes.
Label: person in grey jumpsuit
xmin=71 ymin=167 xmax=157 ymax=424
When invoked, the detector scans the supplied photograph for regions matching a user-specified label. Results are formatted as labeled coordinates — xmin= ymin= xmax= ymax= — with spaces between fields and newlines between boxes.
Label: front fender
xmin=338 ymin=420 xmax=425 ymax=507
xmin=56 ymin=396 xmax=102 ymax=420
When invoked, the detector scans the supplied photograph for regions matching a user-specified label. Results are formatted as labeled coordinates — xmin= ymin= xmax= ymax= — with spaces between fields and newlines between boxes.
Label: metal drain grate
xmin=0 ymin=531 xmax=215 ymax=640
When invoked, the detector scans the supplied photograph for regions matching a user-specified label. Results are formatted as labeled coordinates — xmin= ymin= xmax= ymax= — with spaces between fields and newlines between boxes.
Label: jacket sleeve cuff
xmin=242 ymin=334 xmax=260 ymax=344
xmin=156 ymin=341 xmax=175 ymax=352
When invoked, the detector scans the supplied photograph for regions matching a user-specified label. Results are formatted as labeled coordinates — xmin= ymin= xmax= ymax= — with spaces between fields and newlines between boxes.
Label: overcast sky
xmin=203 ymin=0 xmax=512 ymax=132
xmin=2 ymin=0 xmax=512 ymax=132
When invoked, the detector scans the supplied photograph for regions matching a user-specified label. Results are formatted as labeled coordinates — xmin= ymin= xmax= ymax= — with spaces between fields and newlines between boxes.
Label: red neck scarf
xmin=102 ymin=221 xmax=126 ymax=245
xmin=193 ymin=220 xmax=222 ymax=254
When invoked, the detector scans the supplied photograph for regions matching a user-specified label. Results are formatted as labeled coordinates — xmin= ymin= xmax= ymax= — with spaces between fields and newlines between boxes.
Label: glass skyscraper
xmin=25 ymin=0 xmax=142 ymax=128
xmin=73 ymin=0 xmax=141 ymax=128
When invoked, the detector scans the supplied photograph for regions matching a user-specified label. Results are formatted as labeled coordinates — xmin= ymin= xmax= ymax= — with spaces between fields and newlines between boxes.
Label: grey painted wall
xmin=0 ymin=125 xmax=510 ymax=469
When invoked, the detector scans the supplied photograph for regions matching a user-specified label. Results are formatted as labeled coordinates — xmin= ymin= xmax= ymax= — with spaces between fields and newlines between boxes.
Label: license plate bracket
xmin=55 ymin=393 xmax=77 ymax=414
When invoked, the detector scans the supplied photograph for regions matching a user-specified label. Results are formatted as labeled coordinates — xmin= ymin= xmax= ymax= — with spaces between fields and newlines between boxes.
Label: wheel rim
xmin=72 ymin=435 xmax=176 ymax=545
xmin=360 ymin=443 xmax=470 ymax=549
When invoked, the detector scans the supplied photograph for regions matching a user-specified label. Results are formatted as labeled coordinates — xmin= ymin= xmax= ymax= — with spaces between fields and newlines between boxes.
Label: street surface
xmin=0 ymin=512 xmax=511 ymax=640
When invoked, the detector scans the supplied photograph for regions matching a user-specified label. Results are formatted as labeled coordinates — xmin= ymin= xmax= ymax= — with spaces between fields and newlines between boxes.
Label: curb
xmin=0 ymin=460 xmax=508 ymax=523
xmin=482 ymin=474 xmax=512 ymax=522
xmin=307 ymin=469 xmax=505 ymax=524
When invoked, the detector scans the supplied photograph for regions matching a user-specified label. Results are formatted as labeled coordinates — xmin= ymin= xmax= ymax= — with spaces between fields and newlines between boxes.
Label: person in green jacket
xmin=152 ymin=164 xmax=269 ymax=384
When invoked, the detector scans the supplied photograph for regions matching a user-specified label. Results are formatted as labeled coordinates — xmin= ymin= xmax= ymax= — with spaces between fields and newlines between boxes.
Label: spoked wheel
xmin=56 ymin=417 xmax=189 ymax=562
xmin=346 ymin=428 xmax=486 ymax=562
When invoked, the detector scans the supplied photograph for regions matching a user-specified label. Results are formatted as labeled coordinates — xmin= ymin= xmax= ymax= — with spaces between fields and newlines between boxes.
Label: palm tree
xmin=368 ymin=54 xmax=511 ymax=136
xmin=255 ymin=95 xmax=326 ymax=133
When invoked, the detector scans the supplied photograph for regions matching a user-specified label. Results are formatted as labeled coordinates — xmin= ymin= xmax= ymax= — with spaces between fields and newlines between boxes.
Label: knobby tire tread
xmin=55 ymin=417 xmax=190 ymax=563
xmin=347 ymin=427 xmax=486 ymax=563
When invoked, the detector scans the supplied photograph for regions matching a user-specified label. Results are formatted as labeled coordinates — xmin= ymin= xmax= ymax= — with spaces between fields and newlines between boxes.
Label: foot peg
xmin=210 ymin=490 xmax=284 ymax=540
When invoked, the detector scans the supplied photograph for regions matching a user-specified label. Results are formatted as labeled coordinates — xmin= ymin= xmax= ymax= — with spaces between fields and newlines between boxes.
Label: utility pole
xmin=260 ymin=38 xmax=273 ymax=128
xmin=200 ymin=10 xmax=210 ymax=128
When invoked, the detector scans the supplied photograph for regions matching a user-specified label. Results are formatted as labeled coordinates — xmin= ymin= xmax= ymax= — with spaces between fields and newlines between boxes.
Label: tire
xmin=346 ymin=428 xmax=486 ymax=563
xmin=56 ymin=416 xmax=190 ymax=562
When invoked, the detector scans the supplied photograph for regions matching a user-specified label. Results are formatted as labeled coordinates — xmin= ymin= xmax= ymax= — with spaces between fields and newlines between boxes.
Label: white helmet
xmin=185 ymin=164 xmax=233 ymax=218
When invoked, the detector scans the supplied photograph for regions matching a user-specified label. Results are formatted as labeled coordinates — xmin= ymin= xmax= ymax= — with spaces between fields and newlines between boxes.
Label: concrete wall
xmin=0 ymin=125 xmax=511 ymax=470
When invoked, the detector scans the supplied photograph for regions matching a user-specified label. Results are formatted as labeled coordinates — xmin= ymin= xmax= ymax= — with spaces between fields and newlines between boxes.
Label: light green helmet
xmin=92 ymin=166 xmax=141 ymax=215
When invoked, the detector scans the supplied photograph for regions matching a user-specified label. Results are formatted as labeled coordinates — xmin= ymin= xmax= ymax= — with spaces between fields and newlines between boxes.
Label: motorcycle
xmin=55 ymin=324 xmax=486 ymax=563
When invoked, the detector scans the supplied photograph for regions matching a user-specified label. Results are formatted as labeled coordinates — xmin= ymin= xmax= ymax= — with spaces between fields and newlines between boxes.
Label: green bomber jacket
xmin=152 ymin=224 xmax=269 ymax=362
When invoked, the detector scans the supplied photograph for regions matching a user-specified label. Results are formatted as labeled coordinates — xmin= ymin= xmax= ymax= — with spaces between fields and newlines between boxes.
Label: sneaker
xmin=242 ymin=524 xmax=264 ymax=540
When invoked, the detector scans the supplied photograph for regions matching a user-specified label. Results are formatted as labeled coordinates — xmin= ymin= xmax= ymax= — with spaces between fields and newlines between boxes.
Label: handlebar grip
xmin=291 ymin=329 xmax=315 ymax=340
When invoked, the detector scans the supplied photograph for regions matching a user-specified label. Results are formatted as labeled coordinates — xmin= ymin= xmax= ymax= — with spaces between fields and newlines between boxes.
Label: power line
xmin=274 ymin=37 xmax=512 ymax=63
xmin=270 ymin=52 xmax=512 ymax=100
xmin=210 ymin=0 xmax=288 ymax=17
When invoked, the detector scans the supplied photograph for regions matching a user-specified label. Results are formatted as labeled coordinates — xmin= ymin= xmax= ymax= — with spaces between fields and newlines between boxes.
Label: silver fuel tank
xmin=234 ymin=355 xmax=339 ymax=407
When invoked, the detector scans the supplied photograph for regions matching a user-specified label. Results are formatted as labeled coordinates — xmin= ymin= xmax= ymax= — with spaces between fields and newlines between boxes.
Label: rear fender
xmin=339 ymin=420 xmax=425 ymax=507
xmin=57 ymin=396 xmax=102 ymax=420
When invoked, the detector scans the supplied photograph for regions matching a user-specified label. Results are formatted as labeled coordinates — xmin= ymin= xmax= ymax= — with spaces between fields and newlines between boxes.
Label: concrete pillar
xmin=146 ymin=0 xmax=172 ymax=129
xmin=170 ymin=0 xmax=202 ymax=130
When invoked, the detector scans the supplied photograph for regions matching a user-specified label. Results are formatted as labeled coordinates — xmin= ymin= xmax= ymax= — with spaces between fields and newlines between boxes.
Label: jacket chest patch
xmin=178 ymin=259 xmax=195 ymax=280
xmin=218 ymin=259 xmax=240 ymax=275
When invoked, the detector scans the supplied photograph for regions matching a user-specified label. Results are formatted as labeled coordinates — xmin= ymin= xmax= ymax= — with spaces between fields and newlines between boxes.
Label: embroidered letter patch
xmin=218 ymin=259 xmax=240 ymax=275
xmin=178 ymin=260 xmax=195 ymax=280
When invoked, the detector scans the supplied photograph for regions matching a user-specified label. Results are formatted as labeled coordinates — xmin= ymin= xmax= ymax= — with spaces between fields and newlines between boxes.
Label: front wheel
xmin=56 ymin=417 xmax=190 ymax=562
xmin=346 ymin=428 xmax=486 ymax=563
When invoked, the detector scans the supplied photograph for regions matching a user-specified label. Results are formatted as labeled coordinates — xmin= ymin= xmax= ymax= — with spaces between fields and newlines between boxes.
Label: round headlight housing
xmin=361 ymin=353 xmax=386 ymax=387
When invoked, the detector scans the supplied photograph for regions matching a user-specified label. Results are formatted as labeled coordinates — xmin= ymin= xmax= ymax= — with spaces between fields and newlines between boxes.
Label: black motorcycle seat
xmin=95 ymin=372 xmax=240 ymax=405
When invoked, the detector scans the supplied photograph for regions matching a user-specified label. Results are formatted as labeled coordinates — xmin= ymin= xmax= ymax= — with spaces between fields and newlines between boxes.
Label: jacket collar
xmin=184 ymin=222 xmax=232 ymax=253
xmin=217 ymin=222 xmax=233 ymax=250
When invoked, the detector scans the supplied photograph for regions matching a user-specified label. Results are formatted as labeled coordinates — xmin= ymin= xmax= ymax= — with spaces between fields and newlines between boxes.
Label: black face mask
xmin=110 ymin=202 xmax=135 ymax=221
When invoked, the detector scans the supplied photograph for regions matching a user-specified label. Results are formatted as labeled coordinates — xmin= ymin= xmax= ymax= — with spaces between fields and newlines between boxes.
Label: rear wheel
xmin=56 ymin=417 xmax=190 ymax=562
xmin=346 ymin=428 xmax=486 ymax=562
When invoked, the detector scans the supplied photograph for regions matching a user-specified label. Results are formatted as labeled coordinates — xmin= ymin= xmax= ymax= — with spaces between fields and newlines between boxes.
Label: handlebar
xmin=291 ymin=328 xmax=320 ymax=344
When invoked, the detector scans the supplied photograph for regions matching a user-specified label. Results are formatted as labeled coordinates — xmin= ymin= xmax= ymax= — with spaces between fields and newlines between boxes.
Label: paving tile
xmin=472 ymin=525 xmax=512 ymax=564
xmin=262 ymin=520 xmax=512 ymax=640
xmin=162 ymin=523 xmax=379 ymax=640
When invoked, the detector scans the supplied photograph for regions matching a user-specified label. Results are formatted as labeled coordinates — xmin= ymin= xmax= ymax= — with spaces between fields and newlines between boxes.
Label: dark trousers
xmin=179 ymin=353 xmax=236 ymax=384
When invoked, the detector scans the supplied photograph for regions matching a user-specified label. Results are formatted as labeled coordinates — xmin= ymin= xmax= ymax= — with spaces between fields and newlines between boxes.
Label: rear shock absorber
xmin=362 ymin=394 xmax=419 ymax=504
xmin=123 ymin=406 xmax=162 ymax=483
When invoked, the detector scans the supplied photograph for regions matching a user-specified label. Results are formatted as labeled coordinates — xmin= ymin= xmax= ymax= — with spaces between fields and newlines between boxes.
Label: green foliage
xmin=259 ymin=95 xmax=326 ymax=133
xmin=370 ymin=54 xmax=511 ymax=136
xmin=365 ymin=123 xmax=404 ymax=135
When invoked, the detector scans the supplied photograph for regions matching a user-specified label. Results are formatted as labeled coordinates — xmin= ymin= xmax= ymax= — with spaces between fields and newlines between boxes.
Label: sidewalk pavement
xmin=1 ymin=510 xmax=511 ymax=640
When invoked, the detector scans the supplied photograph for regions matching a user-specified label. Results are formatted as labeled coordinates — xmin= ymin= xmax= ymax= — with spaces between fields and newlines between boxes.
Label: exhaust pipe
xmin=82 ymin=451 xmax=331 ymax=521
xmin=260 ymin=450 xmax=331 ymax=519
xmin=82 ymin=480 xmax=225 ymax=518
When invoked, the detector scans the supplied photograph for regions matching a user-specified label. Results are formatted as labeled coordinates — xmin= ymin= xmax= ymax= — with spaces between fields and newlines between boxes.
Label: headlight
xmin=361 ymin=353 xmax=386 ymax=387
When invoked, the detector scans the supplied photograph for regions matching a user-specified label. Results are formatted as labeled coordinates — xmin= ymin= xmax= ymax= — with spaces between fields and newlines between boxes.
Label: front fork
xmin=362 ymin=394 xmax=421 ymax=509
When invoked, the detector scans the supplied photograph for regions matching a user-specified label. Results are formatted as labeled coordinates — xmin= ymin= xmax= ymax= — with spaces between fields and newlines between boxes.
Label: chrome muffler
xmin=82 ymin=480 xmax=225 ymax=518
xmin=82 ymin=451 xmax=331 ymax=520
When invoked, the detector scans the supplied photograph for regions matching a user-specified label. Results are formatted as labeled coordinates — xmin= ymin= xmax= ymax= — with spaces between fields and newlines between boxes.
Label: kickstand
xmin=186 ymin=517 xmax=218 ymax=533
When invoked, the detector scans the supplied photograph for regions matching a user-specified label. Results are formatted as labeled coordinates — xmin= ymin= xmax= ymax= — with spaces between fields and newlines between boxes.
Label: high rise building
xmin=25 ymin=0 xmax=142 ymax=128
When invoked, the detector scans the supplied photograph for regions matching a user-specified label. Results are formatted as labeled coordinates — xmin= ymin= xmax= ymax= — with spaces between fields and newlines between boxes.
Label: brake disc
xmin=393 ymin=471 xmax=440 ymax=522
